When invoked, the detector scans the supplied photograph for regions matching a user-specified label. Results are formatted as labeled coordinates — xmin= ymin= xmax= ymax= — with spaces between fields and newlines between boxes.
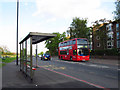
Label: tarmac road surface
xmin=2 ymin=57 xmax=119 ymax=90
xmin=33 ymin=57 xmax=119 ymax=89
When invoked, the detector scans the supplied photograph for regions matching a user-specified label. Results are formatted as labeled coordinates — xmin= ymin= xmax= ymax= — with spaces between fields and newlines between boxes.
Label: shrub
xmin=90 ymin=48 xmax=118 ymax=56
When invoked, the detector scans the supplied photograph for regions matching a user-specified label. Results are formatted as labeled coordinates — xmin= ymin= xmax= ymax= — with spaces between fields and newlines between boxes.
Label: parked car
xmin=41 ymin=54 xmax=51 ymax=60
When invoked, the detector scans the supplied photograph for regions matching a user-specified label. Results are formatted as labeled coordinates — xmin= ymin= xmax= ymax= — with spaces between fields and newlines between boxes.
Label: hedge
xmin=90 ymin=48 xmax=119 ymax=56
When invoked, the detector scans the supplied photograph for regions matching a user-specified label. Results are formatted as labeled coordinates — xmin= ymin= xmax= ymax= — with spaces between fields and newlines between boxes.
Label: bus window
xmin=77 ymin=39 xmax=88 ymax=44
xmin=63 ymin=43 xmax=65 ymax=46
xmin=60 ymin=51 xmax=67 ymax=55
xmin=72 ymin=40 xmax=76 ymax=44
xmin=64 ymin=42 xmax=67 ymax=46
xmin=67 ymin=41 xmax=70 ymax=46
xmin=70 ymin=40 xmax=72 ymax=45
xmin=59 ymin=43 xmax=61 ymax=47
xmin=61 ymin=43 xmax=63 ymax=46
xmin=67 ymin=48 xmax=69 ymax=55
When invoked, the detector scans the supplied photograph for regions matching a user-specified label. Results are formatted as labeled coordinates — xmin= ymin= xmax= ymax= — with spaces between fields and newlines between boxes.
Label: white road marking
xmin=88 ymin=64 xmax=97 ymax=67
xmin=56 ymin=60 xmax=110 ymax=69
xmin=89 ymin=72 xmax=95 ymax=74
xmin=101 ymin=66 xmax=109 ymax=68
xmin=117 ymin=69 xmax=120 ymax=71
xmin=79 ymin=63 xmax=86 ymax=65
xmin=105 ymin=75 xmax=117 ymax=79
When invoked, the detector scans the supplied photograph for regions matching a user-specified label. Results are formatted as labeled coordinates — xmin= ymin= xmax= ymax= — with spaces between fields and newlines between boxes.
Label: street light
xmin=16 ymin=0 xmax=19 ymax=65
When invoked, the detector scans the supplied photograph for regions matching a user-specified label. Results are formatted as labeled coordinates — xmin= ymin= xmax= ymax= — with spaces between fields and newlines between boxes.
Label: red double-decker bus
xmin=58 ymin=38 xmax=90 ymax=61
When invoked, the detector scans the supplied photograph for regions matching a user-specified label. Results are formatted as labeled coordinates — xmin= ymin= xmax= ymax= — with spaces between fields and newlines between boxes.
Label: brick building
xmin=92 ymin=20 xmax=120 ymax=50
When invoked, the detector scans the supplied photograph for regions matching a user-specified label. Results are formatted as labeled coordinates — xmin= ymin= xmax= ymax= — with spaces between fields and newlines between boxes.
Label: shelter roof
xmin=19 ymin=32 xmax=56 ymax=44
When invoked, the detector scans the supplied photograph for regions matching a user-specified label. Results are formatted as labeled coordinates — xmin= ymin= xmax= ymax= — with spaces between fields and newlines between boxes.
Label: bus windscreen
xmin=78 ymin=48 xmax=89 ymax=56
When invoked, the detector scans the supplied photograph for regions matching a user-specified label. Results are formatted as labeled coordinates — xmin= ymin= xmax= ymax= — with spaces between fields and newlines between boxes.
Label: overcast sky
xmin=0 ymin=0 xmax=116 ymax=54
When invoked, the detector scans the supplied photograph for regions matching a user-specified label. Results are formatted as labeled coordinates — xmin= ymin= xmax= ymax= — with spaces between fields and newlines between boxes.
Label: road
xmin=33 ymin=57 xmax=119 ymax=89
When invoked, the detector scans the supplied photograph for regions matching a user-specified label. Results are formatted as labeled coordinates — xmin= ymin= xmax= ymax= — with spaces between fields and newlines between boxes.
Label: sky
xmin=0 ymin=0 xmax=116 ymax=54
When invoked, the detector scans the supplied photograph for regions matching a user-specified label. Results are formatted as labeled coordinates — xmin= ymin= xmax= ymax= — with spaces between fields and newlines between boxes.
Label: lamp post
xmin=16 ymin=0 xmax=19 ymax=65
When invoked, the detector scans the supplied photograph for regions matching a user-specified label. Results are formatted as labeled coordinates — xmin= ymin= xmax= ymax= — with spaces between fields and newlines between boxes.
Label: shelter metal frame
xmin=19 ymin=32 xmax=56 ymax=80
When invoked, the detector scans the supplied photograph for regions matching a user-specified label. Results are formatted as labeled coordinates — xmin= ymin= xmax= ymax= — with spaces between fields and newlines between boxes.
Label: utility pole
xmin=16 ymin=0 xmax=19 ymax=65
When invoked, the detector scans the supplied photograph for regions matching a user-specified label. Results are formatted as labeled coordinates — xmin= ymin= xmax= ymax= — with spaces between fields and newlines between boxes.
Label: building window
xmin=107 ymin=41 xmax=113 ymax=49
xmin=97 ymin=43 xmax=100 ymax=47
xmin=96 ymin=36 xmax=100 ymax=40
xmin=109 ymin=26 xmax=112 ymax=31
xmin=107 ymin=32 xmax=113 ymax=40
xmin=106 ymin=23 xmax=112 ymax=31
xmin=117 ymin=40 xmax=120 ymax=48
xmin=107 ymin=42 xmax=112 ymax=46
xmin=116 ymin=23 xmax=119 ymax=31
xmin=106 ymin=26 xmax=108 ymax=31
xmin=117 ymin=32 xmax=119 ymax=39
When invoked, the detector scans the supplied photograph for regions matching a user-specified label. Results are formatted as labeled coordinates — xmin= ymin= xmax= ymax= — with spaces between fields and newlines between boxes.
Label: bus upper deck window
xmin=73 ymin=40 xmax=76 ymax=44
xmin=61 ymin=43 xmax=63 ymax=46
xmin=64 ymin=42 xmax=67 ymax=46
xmin=59 ymin=43 xmax=61 ymax=47
xmin=70 ymin=40 xmax=72 ymax=45
xmin=67 ymin=41 xmax=70 ymax=46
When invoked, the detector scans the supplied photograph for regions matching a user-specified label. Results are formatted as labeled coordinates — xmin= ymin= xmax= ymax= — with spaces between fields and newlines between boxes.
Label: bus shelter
xmin=19 ymin=32 xmax=56 ymax=80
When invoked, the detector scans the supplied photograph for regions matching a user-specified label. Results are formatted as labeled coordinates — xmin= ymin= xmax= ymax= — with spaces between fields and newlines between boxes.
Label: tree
xmin=38 ymin=51 xmax=44 ymax=55
xmin=96 ymin=24 xmax=108 ymax=50
xmin=0 ymin=47 xmax=4 ymax=55
xmin=0 ymin=46 xmax=10 ymax=55
xmin=114 ymin=1 xmax=120 ymax=22
xmin=68 ymin=17 xmax=89 ymax=39
xmin=92 ymin=19 xmax=108 ymax=50
xmin=45 ymin=32 xmax=68 ymax=56
xmin=45 ymin=51 xmax=50 ymax=54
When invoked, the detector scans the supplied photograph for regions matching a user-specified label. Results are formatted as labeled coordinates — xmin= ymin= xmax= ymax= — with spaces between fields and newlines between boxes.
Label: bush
xmin=90 ymin=48 xmax=118 ymax=56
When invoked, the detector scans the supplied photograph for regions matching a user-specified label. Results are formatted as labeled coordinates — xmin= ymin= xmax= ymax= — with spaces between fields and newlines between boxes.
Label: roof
xmin=19 ymin=32 xmax=57 ymax=44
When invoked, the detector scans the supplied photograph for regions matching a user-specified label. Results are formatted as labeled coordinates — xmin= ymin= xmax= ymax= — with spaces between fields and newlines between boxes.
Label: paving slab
xmin=2 ymin=61 xmax=99 ymax=89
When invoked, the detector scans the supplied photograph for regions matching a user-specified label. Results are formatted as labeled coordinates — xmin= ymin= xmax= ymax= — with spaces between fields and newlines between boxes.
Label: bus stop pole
xmin=25 ymin=41 xmax=27 ymax=74
xmin=30 ymin=37 xmax=33 ymax=80
xmin=36 ymin=44 xmax=38 ymax=68
xmin=20 ymin=44 xmax=21 ymax=71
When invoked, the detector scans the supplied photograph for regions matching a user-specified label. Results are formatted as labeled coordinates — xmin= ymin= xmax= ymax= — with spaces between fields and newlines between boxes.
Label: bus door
xmin=66 ymin=48 xmax=70 ymax=59
xmin=72 ymin=49 xmax=77 ymax=60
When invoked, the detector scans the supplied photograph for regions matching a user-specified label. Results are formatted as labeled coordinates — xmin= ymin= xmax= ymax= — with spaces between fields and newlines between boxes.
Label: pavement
xmin=89 ymin=58 xmax=119 ymax=66
xmin=2 ymin=61 xmax=97 ymax=90
xmin=1 ymin=58 xmax=119 ymax=90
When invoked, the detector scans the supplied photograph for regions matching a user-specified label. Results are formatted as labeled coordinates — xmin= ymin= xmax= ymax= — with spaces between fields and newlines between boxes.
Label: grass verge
xmin=2 ymin=57 xmax=16 ymax=63
xmin=0 ymin=63 xmax=5 ymax=68
xmin=0 ymin=57 xmax=16 ymax=68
